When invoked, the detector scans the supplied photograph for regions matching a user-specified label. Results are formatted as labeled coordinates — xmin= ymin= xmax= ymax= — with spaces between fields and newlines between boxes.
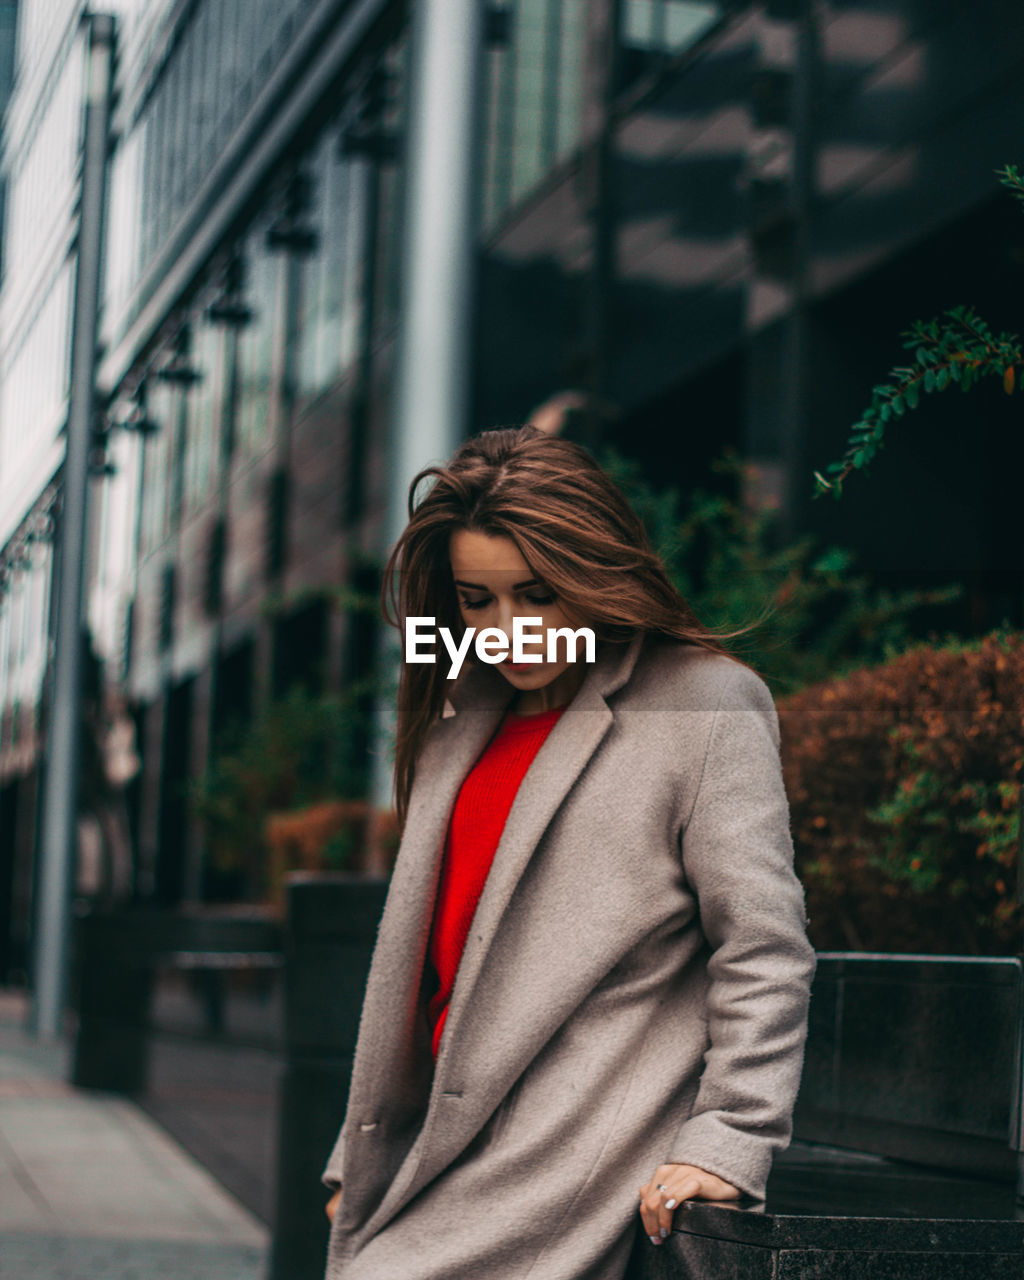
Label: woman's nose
xmin=493 ymin=598 xmax=516 ymax=642
xmin=499 ymin=605 xmax=545 ymax=650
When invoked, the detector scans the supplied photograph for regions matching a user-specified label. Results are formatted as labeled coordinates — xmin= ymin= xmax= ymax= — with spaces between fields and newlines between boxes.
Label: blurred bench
xmin=628 ymin=953 xmax=1024 ymax=1278
xmin=71 ymin=907 xmax=283 ymax=1093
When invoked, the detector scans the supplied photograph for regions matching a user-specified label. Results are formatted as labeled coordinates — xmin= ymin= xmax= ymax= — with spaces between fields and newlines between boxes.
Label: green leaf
xmin=904 ymin=383 xmax=920 ymax=410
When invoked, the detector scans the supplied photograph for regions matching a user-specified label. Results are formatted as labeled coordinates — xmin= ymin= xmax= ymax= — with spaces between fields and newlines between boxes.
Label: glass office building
xmin=1 ymin=1 xmax=1022 ymax=974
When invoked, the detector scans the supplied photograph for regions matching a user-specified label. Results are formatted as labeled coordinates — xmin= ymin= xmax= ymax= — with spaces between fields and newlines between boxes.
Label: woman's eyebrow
xmin=454 ymin=578 xmax=539 ymax=592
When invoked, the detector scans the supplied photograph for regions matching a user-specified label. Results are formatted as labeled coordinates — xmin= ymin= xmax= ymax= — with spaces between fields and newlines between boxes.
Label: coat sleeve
xmin=668 ymin=662 xmax=816 ymax=1200
xmin=321 ymin=1127 xmax=345 ymax=1192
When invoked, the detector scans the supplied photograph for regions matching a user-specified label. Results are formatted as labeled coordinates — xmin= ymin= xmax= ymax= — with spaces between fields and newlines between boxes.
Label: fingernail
xmin=649 ymin=1235 xmax=660 ymax=1246
xmin=659 ymin=1227 xmax=668 ymax=1239
xmin=665 ymin=1198 xmax=677 ymax=1209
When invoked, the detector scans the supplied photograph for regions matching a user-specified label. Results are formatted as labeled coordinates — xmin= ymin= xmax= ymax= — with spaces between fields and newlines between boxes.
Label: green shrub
xmin=188 ymin=681 xmax=372 ymax=897
xmin=600 ymin=444 xmax=961 ymax=695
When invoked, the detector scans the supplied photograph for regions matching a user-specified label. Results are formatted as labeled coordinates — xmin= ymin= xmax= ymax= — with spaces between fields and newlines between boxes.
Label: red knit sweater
xmin=425 ymin=704 xmax=567 ymax=1059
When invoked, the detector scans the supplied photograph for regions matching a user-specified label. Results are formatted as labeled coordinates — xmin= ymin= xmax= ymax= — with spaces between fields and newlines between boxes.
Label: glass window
xmin=509 ymin=0 xmax=552 ymax=205
xmin=338 ymin=158 xmax=369 ymax=374
xmin=8 ymin=576 xmax=24 ymax=697
xmin=0 ymin=595 xmax=10 ymax=709
xmin=183 ymin=317 xmax=223 ymax=511
xmin=481 ymin=0 xmax=588 ymax=235
xmin=81 ymin=0 xmax=348 ymax=317
xmin=103 ymin=130 xmax=143 ymax=335
xmin=662 ymin=1 xmax=721 ymax=49
xmin=295 ymin=148 xmax=329 ymax=403
xmin=375 ymin=33 xmax=411 ymax=336
xmin=146 ymin=84 xmax=169 ymax=259
xmin=218 ymin=0 xmax=248 ymax=139
xmin=482 ymin=5 xmax=515 ymax=230
xmin=236 ymin=227 xmax=280 ymax=455
xmin=0 ymin=262 xmax=73 ymax=490
xmin=167 ymin=35 xmax=190 ymax=217
xmin=1 ymin=35 xmax=83 ymax=307
xmin=295 ymin=134 xmax=369 ymax=404
xmin=23 ymin=551 xmax=51 ymax=698
xmin=140 ymin=378 xmax=175 ymax=554
xmin=555 ymin=0 xmax=585 ymax=160
xmin=183 ymin=9 xmax=204 ymax=200
xmin=617 ymin=3 xmax=721 ymax=94
xmin=621 ymin=1 xmax=721 ymax=55
xmin=201 ymin=0 xmax=225 ymax=173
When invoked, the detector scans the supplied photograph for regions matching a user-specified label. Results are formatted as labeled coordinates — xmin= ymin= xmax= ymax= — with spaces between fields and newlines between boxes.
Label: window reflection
xmin=295 ymin=135 xmax=369 ymax=405
xmin=618 ymin=0 xmax=722 ymax=92
xmin=0 ymin=263 xmax=73 ymax=491
xmin=482 ymin=0 xmax=587 ymax=235
xmin=371 ymin=34 xmax=410 ymax=334
xmin=622 ymin=0 xmax=721 ymax=52
xmin=236 ymin=229 xmax=280 ymax=456
xmin=183 ymin=318 xmax=222 ymax=512
xmin=131 ymin=0 xmax=310 ymax=295
xmin=140 ymin=380 xmax=175 ymax=555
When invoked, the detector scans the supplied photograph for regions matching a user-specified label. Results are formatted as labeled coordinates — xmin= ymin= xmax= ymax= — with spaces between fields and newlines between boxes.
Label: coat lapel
xmin=341 ymin=670 xmax=513 ymax=1128
xmin=359 ymin=630 xmax=646 ymax=1237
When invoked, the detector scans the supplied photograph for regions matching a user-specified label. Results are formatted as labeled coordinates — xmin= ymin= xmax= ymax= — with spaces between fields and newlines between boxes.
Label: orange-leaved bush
xmin=264 ymin=801 xmax=401 ymax=906
xmin=778 ymin=628 xmax=1024 ymax=955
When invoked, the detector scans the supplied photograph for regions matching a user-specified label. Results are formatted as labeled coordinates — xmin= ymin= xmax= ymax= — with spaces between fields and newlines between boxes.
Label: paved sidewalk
xmin=0 ymin=992 xmax=269 ymax=1279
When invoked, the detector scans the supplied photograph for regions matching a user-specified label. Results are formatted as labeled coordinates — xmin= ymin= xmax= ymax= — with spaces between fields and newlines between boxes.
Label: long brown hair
xmin=382 ymin=425 xmax=765 ymax=829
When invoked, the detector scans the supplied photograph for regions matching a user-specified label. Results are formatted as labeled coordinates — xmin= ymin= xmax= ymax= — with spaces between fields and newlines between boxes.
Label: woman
xmin=321 ymin=425 xmax=815 ymax=1279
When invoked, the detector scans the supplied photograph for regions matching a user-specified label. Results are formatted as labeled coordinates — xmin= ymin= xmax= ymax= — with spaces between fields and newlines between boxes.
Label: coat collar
xmin=351 ymin=630 xmax=646 ymax=1237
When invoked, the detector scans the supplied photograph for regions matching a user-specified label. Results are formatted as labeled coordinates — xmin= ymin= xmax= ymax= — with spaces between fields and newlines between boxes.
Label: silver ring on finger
xmin=656 ymin=1183 xmax=667 ymax=1192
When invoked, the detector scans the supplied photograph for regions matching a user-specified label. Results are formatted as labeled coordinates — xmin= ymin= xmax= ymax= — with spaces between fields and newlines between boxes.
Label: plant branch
xmin=812 ymin=163 xmax=1024 ymax=499
xmin=812 ymin=306 xmax=1021 ymax=499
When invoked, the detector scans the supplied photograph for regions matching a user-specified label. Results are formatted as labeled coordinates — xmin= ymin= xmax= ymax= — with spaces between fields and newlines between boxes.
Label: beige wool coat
xmin=321 ymin=629 xmax=816 ymax=1279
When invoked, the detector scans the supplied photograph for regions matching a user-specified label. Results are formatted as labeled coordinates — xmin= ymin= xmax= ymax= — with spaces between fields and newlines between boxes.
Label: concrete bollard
xmin=71 ymin=910 xmax=157 ymax=1092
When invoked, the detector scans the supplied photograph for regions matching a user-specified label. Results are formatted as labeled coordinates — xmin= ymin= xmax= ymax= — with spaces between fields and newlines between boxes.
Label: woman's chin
xmin=497 ymin=662 xmax=552 ymax=686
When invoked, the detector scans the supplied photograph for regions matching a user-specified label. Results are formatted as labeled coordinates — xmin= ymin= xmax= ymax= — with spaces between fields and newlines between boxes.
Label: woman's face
xmin=448 ymin=529 xmax=594 ymax=712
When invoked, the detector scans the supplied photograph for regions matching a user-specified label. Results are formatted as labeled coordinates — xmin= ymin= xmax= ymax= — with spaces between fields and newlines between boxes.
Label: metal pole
xmin=32 ymin=13 xmax=115 ymax=1041
xmin=369 ymin=0 xmax=486 ymax=816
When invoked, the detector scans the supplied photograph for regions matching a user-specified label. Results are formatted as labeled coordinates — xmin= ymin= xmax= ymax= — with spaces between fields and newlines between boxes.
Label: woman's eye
xmin=459 ymin=597 xmax=490 ymax=611
xmin=525 ymin=593 xmax=555 ymax=606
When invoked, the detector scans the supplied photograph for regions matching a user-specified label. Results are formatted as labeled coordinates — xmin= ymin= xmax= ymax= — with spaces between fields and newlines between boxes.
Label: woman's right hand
xmin=325 ymin=1188 xmax=342 ymax=1222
